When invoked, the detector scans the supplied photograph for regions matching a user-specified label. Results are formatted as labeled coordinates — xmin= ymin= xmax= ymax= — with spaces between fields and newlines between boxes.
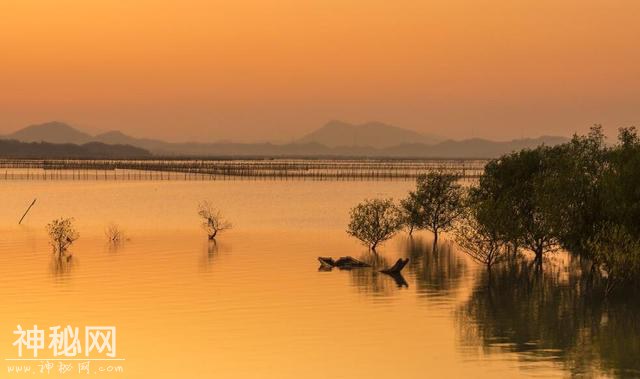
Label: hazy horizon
xmin=1 ymin=1 xmax=639 ymax=143
xmin=1 ymin=119 xmax=578 ymax=144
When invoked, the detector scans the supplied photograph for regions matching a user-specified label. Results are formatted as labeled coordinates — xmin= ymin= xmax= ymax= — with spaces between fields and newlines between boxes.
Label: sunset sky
xmin=1 ymin=0 xmax=638 ymax=142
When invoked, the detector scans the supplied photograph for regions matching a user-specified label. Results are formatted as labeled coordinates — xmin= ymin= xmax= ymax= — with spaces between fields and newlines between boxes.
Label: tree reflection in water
xmin=199 ymin=239 xmax=231 ymax=272
xmin=404 ymin=236 xmax=468 ymax=297
xmin=343 ymin=251 xmax=413 ymax=296
xmin=49 ymin=255 xmax=75 ymax=280
xmin=457 ymin=257 xmax=640 ymax=377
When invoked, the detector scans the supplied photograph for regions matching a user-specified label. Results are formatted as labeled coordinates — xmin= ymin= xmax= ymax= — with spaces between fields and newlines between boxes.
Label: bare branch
xmin=198 ymin=201 xmax=232 ymax=240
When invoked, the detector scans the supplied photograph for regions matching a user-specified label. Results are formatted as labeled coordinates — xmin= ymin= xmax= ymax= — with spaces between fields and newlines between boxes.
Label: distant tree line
xmin=0 ymin=139 xmax=151 ymax=159
xmin=347 ymin=125 xmax=640 ymax=294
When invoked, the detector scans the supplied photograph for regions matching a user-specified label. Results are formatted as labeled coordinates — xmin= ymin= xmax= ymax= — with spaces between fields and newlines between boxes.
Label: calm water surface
xmin=0 ymin=180 xmax=638 ymax=378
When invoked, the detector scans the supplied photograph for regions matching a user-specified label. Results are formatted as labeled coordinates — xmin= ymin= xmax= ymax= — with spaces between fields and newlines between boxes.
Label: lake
xmin=1 ymin=180 xmax=638 ymax=378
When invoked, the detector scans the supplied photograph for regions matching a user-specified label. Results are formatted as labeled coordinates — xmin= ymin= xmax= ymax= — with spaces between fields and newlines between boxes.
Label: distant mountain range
xmin=297 ymin=120 xmax=444 ymax=148
xmin=0 ymin=121 xmax=569 ymax=159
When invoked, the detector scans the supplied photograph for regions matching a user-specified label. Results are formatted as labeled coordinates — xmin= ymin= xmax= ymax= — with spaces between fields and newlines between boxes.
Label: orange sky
xmin=0 ymin=0 xmax=639 ymax=142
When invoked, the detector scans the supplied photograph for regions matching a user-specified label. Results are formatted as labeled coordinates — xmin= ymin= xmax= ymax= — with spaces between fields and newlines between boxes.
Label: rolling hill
xmin=297 ymin=120 xmax=444 ymax=148
xmin=5 ymin=121 xmax=93 ymax=144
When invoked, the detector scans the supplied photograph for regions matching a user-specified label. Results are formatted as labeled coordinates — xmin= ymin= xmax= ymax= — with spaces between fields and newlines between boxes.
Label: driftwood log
xmin=379 ymin=258 xmax=409 ymax=274
xmin=318 ymin=256 xmax=371 ymax=269
xmin=334 ymin=256 xmax=371 ymax=268
xmin=318 ymin=257 xmax=335 ymax=270
xmin=318 ymin=256 xmax=409 ymax=273
xmin=378 ymin=258 xmax=410 ymax=288
xmin=318 ymin=256 xmax=409 ymax=288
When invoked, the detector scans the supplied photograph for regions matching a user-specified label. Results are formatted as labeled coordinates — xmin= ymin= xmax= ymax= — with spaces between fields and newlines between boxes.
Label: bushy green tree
xmin=476 ymin=148 xmax=560 ymax=267
xmin=454 ymin=203 xmax=507 ymax=270
xmin=600 ymin=127 xmax=640 ymax=238
xmin=409 ymin=172 xmax=464 ymax=245
xmin=471 ymin=125 xmax=640 ymax=289
xmin=347 ymin=198 xmax=403 ymax=251
xmin=588 ymin=224 xmax=640 ymax=294
xmin=399 ymin=195 xmax=421 ymax=236
xmin=539 ymin=125 xmax=607 ymax=258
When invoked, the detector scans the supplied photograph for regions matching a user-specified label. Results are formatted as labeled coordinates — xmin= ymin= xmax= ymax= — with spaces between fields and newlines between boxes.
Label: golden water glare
xmin=0 ymin=180 xmax=625 ymax=378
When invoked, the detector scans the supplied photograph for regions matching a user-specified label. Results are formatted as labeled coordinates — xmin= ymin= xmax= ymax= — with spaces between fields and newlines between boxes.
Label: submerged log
xmin=317 ymin=256 xmax=371 ymax=270
xmin=317 ymin=256 xmax=410 ymax=287
xmin=334 ymin=256 xmax=371 ymax=269
xmin=379 ymin=258 xmax=409 ymax=274
xmin=317 ymin=257 xmax=408 ymax=271
xmin=318 ymin=257 xmax=335 ymax=269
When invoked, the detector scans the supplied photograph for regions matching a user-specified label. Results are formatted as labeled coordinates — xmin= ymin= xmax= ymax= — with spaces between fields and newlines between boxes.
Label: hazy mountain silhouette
xmin=5 ymin=121 xmax=93 ymax=144
xmin=1 ymin=121 xmax=569 ymax=158
xmin=382 ymin=136 xmax=570 ymax=158
xmin=0 ymin=139 xmax=151 ymax=158
xmin=94 ymin=130 xmax=168 ymax=151
xmin=297 ymin=120 xmax=444 ymax=148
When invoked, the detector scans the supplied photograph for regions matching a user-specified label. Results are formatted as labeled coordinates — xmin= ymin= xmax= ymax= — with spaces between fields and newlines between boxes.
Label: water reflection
xmin=106 ymin=240 xmax=125 ymax=254
xmin=457 ymin=258 xmax=640 ymax=377
xmin=49 ymin=255 xmax=75 ymax=279
xmin=345 ymin=253 xmax=409 ymax=294
xmin=383 ymin=271 xmax=408 ymax=288
xmin=403 ymin=236 xmax=467 ymax=296
xmin=199 ymin=239 xmax=231 ymax=272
